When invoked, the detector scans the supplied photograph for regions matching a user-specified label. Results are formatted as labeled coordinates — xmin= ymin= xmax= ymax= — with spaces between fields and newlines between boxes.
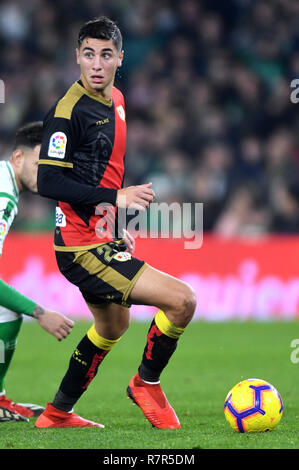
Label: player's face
xmin=76 ymin=38 xmax=123 ymax=98
xmin=19 ymin=145 xmax=41 ymax=193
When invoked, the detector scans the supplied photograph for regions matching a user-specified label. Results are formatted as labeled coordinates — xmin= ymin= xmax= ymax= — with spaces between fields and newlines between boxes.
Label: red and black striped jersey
xmin=38 ymin=80 xmax=126 ymax=250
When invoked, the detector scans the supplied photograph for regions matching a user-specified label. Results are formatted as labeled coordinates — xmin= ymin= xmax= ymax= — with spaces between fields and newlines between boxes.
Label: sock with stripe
xmin=52 ymin=325 xmax=120 ymax=412
xmin=138 ymin=310 xmax=185 ymax=383
xmin=0 ymin=317 xmax=23 ymax=393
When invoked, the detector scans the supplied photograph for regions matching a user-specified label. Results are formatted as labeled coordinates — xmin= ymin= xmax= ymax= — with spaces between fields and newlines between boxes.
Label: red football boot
xmin=0 ymin=406 xmax=29 ymax=422
xmin=0 ymin=395 xmax=44 ymax=418
xmin=127 ymin=373 xmax=181 ymax=429
xmin=35 ymin=402 xmax=104 ymax=428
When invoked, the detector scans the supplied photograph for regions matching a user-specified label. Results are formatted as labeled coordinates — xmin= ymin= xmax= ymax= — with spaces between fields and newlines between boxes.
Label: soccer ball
xmin=224 ymin=378 xmax=283 ymax=433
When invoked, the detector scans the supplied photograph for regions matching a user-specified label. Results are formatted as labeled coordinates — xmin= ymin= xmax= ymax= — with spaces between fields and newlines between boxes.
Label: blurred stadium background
xmin=1 ymin=0 xmax=299 ymax=321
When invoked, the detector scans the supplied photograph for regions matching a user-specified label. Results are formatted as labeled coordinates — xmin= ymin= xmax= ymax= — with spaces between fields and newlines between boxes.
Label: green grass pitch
xmin=1 ymin=319 xmax=298 ymax=449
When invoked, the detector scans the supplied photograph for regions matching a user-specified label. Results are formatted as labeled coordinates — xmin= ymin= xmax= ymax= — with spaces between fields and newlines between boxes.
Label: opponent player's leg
xmin=36 ymin=302 xmax=129 ymax=428
xmin=126 ymin=265 xmax=196 ymax=429
xmin=0 ymin=309 xmax=44 ymax=421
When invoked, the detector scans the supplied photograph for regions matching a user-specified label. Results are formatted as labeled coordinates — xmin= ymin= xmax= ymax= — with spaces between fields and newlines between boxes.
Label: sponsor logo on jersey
xmin=48 ymin=132 xmax=67 ymax=159
xmin=113 ymin=251 xmax=131 ymax=262
xmin=116 ymin=105 xmax=125 ymax=121
xmin=0 ymin=221 xmax=7 ymax=236
xmin=56 ymin=206 xmax=66 ymax=227
xmin=96 ymin=118 xmax=109 ymax=126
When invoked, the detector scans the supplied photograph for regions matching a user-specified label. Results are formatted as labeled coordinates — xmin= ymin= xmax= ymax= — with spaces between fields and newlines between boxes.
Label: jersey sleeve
xmin=0 ymin=194 xmax=17 ymax=256
xmin=38 ymin=106 xmax=79 ymax=169
xmin=37 ymin=105 xmax=117 ymax=206
xmin=0 ymin=279 xmax=36 ymax=316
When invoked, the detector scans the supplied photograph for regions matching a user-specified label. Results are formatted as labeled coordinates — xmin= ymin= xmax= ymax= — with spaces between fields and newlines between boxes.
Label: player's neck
xmin=9 ymin=160 xmax=23 ymax=193
xmin=80 ymin=76 xmax=113 ymax=101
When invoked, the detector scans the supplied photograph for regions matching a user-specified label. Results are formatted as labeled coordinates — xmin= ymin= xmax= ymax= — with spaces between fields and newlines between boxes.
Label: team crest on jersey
xmin=116 ymin=105 xmax=125 ymax=121
xmin=48 ymin=132 xmax=67 ymax=159
xmin=113 ymin=251 xmax=131 ymax=262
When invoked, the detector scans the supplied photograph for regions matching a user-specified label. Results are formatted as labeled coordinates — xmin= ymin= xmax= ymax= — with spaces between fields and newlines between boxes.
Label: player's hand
xmin=123 ymin=228 xmax=135 ymax=254
xmin=33 ymin=306 xmax=74 ymax=341
xmin=116 ymin=182 xmax=155 ymax=211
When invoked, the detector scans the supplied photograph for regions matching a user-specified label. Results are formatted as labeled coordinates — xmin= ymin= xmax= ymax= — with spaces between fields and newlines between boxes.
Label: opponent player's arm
xmin=0 ymin=279 xmax=74 ymax=340
xmin=0 ymin=278 xmax=37 ymax=316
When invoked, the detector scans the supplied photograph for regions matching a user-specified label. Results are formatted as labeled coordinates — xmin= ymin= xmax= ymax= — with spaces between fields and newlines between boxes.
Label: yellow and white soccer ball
xmin=224 ymin=378 xmax=283 ymax=433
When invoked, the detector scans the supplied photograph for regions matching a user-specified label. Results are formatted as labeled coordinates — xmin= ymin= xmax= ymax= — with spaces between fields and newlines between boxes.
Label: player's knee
xmin=182 ymin=285 xmax=197 ymax=323
xmin=171 ymin=284 xmax=197 ymax=326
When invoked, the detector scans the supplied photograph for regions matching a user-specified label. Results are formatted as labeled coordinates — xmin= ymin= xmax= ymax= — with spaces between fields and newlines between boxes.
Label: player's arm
xmin=0 ymin=279 xmax=74 ymax=341
xmin=38 ymin=153 xmax=154 ymax=209
xmin=38 ymin=165 xmax=118 ymax=206
xmin=38 ymin=111 xmax=117 ymax=206
xmin=37 ymin=112 xmax=154 ymax=209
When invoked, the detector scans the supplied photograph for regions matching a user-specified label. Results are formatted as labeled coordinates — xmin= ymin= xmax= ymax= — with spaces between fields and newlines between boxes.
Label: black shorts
xmin=55 ymin=241 xmax=148 ymax=308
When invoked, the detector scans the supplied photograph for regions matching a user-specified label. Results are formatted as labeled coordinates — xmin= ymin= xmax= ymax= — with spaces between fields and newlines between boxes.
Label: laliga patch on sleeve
xmin=48 ymin=132 xmax=67 ymax=159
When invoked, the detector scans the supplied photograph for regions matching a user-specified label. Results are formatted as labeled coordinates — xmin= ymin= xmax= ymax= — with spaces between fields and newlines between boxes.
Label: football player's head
xmin=10 ymin=121 xmax=43 ymax=193
xmin=76 ymin=16 xmax=124 ymax=97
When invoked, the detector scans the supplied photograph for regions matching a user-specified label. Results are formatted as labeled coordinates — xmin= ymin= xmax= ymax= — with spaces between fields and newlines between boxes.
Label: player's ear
xmin=11 ymin=149 xmax=24 ymax=168
xmin=118 ymin=50 xmax=124 ymax=68
xmin=76 ymin=48 xmax=80 ymax=65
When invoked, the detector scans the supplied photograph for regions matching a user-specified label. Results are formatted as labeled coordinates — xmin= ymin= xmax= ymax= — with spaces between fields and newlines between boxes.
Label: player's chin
xmin=21 ymin=179 xmax=38 ymax=194
xmin=89 ymin=80 xmax=105 ymax=92
xmin=29 ymin=184 xmax=38 ymax=194
xmin=92 ymin=85 xmax=105 ymax=93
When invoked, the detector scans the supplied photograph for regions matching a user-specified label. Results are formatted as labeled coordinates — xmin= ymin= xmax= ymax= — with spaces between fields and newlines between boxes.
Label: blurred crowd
xmin=0 ymin=0 xmax=299 ymax=236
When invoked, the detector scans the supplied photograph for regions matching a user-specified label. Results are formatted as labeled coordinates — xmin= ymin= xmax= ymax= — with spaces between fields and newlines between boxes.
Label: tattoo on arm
xmin=33 ymin=305 xmax=45 ymax=318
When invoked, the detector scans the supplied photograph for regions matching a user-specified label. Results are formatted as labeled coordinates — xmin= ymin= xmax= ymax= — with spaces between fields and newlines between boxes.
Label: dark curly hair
xmin=78 ymin=16 xmax=122 ymax=52
xmin=14 ymin=121 xmax=43 ymax=150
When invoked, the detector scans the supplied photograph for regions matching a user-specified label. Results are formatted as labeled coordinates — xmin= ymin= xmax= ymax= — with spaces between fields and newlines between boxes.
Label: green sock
xmin=0 ymin=317 xmax=23 ymax=393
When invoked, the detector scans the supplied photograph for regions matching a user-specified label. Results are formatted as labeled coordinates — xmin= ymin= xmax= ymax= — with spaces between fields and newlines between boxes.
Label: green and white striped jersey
xmin=0 ymin=160 xmax=36 ymax=319
xmin=0 ymin=161 xmax=19 ymax=256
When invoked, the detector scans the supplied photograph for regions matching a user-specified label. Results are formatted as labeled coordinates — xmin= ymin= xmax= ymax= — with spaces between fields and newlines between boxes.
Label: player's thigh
xmin=87 ymin=301 xmax=130 ymax=340
xmin=128 ymin=265 xmax=196 ymax=324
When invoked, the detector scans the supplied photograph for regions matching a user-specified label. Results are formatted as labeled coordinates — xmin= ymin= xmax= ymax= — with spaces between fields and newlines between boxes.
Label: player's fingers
xmin=125 ymin=242 xmax=134 ymax=254
xmin=128 ymin=202 xmax=147 ymax=211
xmin=54 ymin=330 xmax=63 ymax=341
xmin=65 ymin=318 xmax=74 ymax=328
xmin=136 ymin=195 xmax=153 ymax=206
xmin=123 ymin=229 xmax=134 ymax=243
xmin=137 ymin=193 xmax=154 ymax=203
xmin=141 ymin=183 xmax=155 ymax=198
xmin=137 ymin=187 xmax=155 ymax=197
xmin=123 ymin=229 xmax=135 ymax=254
xmin=60 ymin=322 xmax=72 ymax=334
xmin=58 ymin=327 xmax=69 ymax=339
xmin=136 ymin=200 xmax=150 ymax=209
xmin=131 ymin=196 xmax=151 ymax=207
xmin=61 ymin=326 xmax=72 ymax=336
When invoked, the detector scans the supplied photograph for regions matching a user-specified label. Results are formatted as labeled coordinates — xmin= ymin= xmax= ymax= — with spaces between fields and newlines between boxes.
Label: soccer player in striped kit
xmin=36 ymin=16 xmax=196 ymax=430
xmin=0 ymin=122 xmax=74 ymax=422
